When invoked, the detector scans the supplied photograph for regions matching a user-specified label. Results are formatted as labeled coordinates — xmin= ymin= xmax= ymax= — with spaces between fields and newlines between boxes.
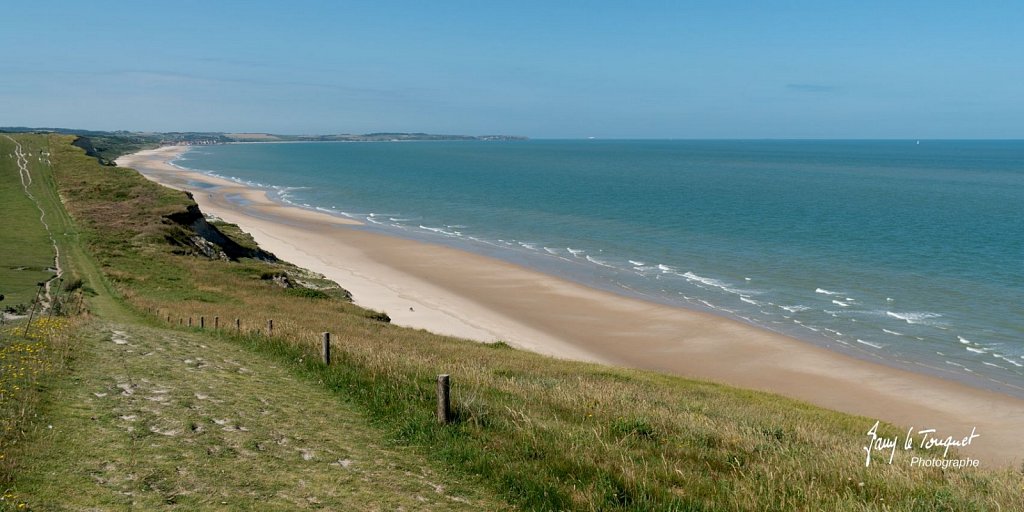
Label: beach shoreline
xmin=117 ymin=145 xmax=1024 ymax=466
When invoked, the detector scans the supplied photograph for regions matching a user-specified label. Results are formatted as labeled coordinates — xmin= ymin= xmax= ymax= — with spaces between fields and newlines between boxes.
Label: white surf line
xmin=3 ymin=135 xmax=63 ymax=306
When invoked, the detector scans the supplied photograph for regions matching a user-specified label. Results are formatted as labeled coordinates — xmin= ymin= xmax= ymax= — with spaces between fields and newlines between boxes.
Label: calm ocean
xmin=176 ymin=140 xmax=1024 ymax=395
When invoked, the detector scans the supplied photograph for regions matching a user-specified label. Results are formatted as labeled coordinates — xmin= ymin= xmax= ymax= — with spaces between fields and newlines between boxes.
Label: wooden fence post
xmin=23 ymin=283 xmax=43 ymax=337
xmin=321 ymin=332 xmax=331 ymax=365
xmin=267 ymin=319 xmax=273 ymax=336
xmin=436 ymin=374 xmax=451 ymax=425
xmin=188 ymin=317 xmax=193 ymax=327
xmin=214 ymin=316 xmax=219 ymax=329
xmin=235 ymin=318 xmax=240 ymax=334
xmin=200 ymin=316 xmax=205 ymax=329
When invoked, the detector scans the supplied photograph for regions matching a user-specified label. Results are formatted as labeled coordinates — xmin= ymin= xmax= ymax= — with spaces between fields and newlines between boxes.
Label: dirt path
xmin=15 ymin=322 xmax=506 ymax=510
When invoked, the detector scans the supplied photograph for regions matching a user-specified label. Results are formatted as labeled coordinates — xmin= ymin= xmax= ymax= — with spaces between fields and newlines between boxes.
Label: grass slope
xmin=12 ymin=320 xmax=503 ymax=510
xmin=0 ymin=136 xmax=55 ymax=308
xmin=4 ymin=134 xmax=1023 ymax=510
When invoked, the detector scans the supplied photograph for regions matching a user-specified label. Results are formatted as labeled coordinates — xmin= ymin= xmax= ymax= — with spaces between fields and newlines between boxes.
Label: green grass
xmin=0 ymin=136 xmax=56 ymax=309
xmin=4 ymin=134 xmax=1023 ymax=510
xmin=0 ymin=317 xmax=78 ymax=510
xmin=8 ymin=321 xmax=505 ymax=510
xmin=208 ymin=220 xmax=261 ymax=252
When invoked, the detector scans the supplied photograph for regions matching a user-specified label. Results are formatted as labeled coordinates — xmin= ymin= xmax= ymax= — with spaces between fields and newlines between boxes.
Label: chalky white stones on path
xmin=39 ymin=323 xmax=507 ymax=510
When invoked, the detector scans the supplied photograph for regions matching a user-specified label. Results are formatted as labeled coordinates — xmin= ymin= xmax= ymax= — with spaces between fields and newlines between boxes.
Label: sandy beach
xmin=118 ymin=145 xmax=1024 ymax=466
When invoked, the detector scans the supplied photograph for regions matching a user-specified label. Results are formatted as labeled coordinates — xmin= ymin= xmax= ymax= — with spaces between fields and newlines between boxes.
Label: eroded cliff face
xmin=161 ymin=192 xmax=276 ymax=262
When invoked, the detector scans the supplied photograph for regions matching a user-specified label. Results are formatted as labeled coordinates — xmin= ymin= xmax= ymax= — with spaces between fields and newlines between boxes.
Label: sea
xmin=175 ymin=140 xmax=1024 ymax=396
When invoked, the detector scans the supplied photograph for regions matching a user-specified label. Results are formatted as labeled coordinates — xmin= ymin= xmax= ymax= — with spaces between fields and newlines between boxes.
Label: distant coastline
xmin=223 ymin=132 xmax=528 ymax=142
xmin=0 ymin=126 xmax=527 ymax=145
xmin=0 ymin=126 xmax=527 ymax=166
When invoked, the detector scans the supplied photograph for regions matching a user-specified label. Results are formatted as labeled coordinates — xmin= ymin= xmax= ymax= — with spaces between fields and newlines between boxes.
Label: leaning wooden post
xmin=436 ymin=374 xmax=451 ymax=425
xmin=235 ymin=318 xmax=241 ymax=334
xmin=200 ymin=316 xmax=205 ymax=329
xmin=267 ymin=319 xmax=273 ymax=336
xmin=214 ymin=316 xmax=219 ymax=329
xmin=23 ymin=283 xmax=43 ymax=337
xmin=321 ymin=332 xmax=331 ymax=365
xmin=188 ymin=317 xmax=193 ymax=328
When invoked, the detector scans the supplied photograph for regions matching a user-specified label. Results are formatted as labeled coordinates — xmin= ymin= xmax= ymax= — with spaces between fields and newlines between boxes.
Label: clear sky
xmin=1 ymin=1 xmax=1021 ymax=138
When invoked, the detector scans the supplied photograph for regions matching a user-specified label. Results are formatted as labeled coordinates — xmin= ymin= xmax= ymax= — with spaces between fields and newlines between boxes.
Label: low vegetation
xmin=1 ymin=133 xmax=1021 ymax=510
xmin=0 ymin=318 xmax=77 ymax=499
xmin=0 ymin=136 xmax=56 ymax=310
xmin=8 ymin=321 xmax=504 ymax=510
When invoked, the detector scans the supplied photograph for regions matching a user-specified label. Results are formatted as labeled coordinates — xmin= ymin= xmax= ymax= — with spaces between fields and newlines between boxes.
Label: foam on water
xmin=682 ymin=271 xmax=727 ymax=288
xmin=886 ymin=311 xmax=943 ymax=325
xmin=779 ymin=305 xmax=811 ymax=313
xmin=997 ymin=356 xmax=1024 ymax=368
xmin=586 ymin=255 xmax=615 ymax=268
xmin=857 ymin=339 xmax=884 ymax=349
xmin=419 ymin=225 xmax=463 ymax=237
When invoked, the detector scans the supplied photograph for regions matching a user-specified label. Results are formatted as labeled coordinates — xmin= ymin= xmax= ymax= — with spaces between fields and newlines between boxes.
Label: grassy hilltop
xmin=0 ymin=134 xmax=1021 ymax=510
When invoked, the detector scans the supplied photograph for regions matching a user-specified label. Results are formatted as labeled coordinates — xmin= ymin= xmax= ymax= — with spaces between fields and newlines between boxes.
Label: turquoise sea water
xmin=176 ymin=140 xmax=1024 ymax=395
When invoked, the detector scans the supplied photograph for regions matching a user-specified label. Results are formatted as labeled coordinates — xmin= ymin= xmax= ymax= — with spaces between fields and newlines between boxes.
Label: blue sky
xmin=1 ymin=1 xmax=1021 ymax=138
